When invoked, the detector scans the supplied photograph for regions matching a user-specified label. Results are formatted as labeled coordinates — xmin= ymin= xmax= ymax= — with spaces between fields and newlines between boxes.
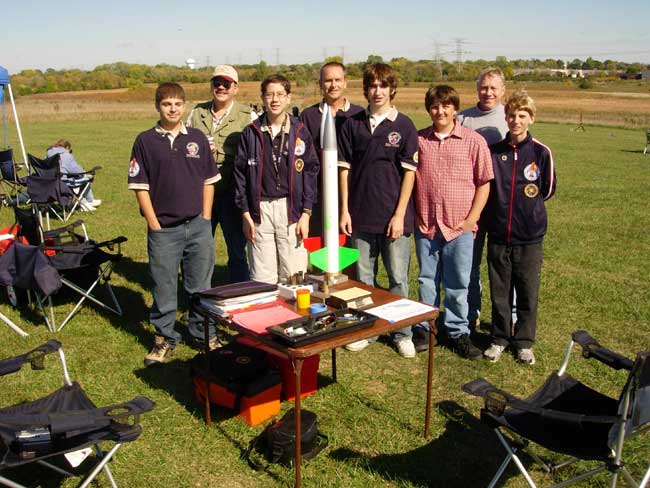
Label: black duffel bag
xmin=246 ymin=408 xmax=327 ymax=469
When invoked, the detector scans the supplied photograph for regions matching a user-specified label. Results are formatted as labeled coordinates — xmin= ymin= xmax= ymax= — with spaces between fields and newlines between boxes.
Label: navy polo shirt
xmin=299 ymin=99 xmax=364 ymax=157
xmin=128 ymin=124 xmax=220 ymax=227
xmin=338 ymin=107 xmax=419 ymax=234
xmin=260 ymin=117 xmax=290 ymax=199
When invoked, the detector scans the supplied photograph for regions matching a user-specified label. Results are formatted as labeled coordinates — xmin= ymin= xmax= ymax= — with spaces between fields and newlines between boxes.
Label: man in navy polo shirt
xmin=129 ymin=82 xmax=220 ymax=367
xmin=300 ymin=62 xmax=363 ymax=236
xmin=338 ymin=63 xmax=419 ymax=358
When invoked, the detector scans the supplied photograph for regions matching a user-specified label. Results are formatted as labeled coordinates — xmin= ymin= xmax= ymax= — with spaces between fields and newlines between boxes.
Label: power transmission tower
xmin=454 ymin=38 xmax=468 ymax=73
xmin=205 ymin=56 xmax=211 ymax=68
xmin=323 ymin=47 xmax=327 ymax=61
xmin=433 ymin=40 xmax=446 ymax=80
xmin=340 ymin=46 xmax=345 ymax=63
xmin=275 ymin=48 xmax=280 ymax=66
xmin=258 ymin=49 xmax=263 ymax=63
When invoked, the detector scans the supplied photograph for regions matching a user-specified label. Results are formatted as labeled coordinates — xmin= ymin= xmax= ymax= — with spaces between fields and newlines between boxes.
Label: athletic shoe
xmin=191 ymin=335 xmax=222 ymax=352
xmin=80 ymin=202 xmax=96 ymax=212
xmin=412 ymin=327 xmax=431 ymax=353
xmin=448 ymin=334 xmax=482 ymax=360
xmin=88 ymin=199 xmax=102 ymax=207
xmin=396 ymin=339 xmax=416 ymax=359
xmin=484 ymin=343 xmax=506 ymax=363
xmin=144 ymin=336 xmax=174 ymax=366
xmin=345 ymin=339 xmax=370 ymax=352
xmin=517 ymin=348 xmax=536 ymax=365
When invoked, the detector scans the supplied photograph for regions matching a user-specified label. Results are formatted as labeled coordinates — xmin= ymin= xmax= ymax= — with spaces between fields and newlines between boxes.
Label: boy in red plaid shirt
xmin=414 ymin=85 xmax=493 ymax=360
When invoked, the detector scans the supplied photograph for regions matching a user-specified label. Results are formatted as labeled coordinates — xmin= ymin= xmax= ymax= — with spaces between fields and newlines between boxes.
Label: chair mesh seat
xmin=0 ymin=382 xmax=142 ymax=468
xmin=485 ymin=373 xmax=619 ymax=460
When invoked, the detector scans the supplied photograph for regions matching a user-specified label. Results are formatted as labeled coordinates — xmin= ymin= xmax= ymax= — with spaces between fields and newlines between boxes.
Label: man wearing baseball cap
xmin=187 ymin=65 xmax=256 ymax=283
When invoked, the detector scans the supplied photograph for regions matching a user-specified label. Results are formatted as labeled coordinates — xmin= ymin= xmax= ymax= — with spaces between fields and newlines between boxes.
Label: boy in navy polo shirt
xmin=338 ymin=63 xmax=419 ymax=358
xmin=299 ymin=62 xmax=363 ymax=236
xmin=483 ymin=90 xmax=556 ymax=365
xmin=234 ymin=74 xmax=319 ymax=284
xmin=128 ymin=82 xmax=220 ymax=366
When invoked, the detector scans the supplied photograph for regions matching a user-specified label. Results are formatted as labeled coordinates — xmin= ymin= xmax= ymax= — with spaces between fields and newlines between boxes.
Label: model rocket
xmin=308 ymin=106 xmax=358 ymax=279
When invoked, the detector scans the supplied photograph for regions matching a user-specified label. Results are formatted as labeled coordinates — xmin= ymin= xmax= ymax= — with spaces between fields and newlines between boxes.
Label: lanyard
xmin=270 ymin=115 xmax=288 ymax=190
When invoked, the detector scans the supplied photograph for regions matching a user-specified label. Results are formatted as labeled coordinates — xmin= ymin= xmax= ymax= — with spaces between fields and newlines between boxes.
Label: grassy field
xmin=0 ymin=110 xmax=649 ymax=488
xmin=10 ymin=79 xmax=650 ymax=129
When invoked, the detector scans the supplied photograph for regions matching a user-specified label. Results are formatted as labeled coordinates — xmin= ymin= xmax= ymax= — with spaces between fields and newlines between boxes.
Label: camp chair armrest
xmin=64 ymin=166 xmax=100 ymax=178
xmin=0 ymin=340 xmax=62 ymax=377
xmin=572 ymin=330 xmax=634 ymax=371
xmin=48 ymin=396 xmax=156 ymax=435
xmin=94 ymin=235 xmax=127 ymax=249
xmin=464 ymin=377 xmax=619 ymax=425
xmin=43 ymin=220 xmax=85 ymax=239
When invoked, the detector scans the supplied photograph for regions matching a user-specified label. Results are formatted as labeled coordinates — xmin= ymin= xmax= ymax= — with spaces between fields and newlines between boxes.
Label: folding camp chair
xmin=0 ymin=228 xmax=29 ymax=337
xmin=29 ymin=153 xmax=100 ymax=221
xmin=0 ymin=340 xmax=155 ymax=488
xmin=463 ymin=330 xmax=650 ymax=488
xmin=0 ymin=207 xmax=127 ymax=332
xmin=0 ymin=148 xmax=28 ymax=206
xmin=644 ymin=129 xmax=650 ymax=155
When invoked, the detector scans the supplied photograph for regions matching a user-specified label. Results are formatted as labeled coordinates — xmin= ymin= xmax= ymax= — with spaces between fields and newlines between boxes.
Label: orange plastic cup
xmin=296 ymin=289 xmax=311 ymax=309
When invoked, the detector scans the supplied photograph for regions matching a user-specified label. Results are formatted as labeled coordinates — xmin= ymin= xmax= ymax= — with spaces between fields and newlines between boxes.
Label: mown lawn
xmin=0 ymin=116 xmax=648 ymax=487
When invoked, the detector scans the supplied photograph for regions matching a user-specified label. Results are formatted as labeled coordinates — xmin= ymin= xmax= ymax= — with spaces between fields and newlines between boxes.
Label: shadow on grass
xmin=620 ymin=149 xmax=648 ymax=154
xmin=329 ymin=400 xmax=530 ymax=487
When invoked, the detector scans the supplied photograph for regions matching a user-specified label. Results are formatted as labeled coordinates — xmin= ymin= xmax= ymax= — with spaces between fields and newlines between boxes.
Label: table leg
xmin=293 ymin=358 xmax=304 ymax=488
xmin=424 ymin=320 xmax=437 ymax=438
xmin=331 ymin=349 xmax=337 ymax=382
xmin=203 ymin=315 xmax=212 ymax=426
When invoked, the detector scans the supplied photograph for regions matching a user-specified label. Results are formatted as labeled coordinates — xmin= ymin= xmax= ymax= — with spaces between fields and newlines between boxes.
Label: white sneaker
xmin=484 ymin=343 xmax=506 ymax=363
xmin=80 ymin=202 xmax=96 ymax=212
xmin=88 ymin=199 xmax=102 ymax=207
xmin=517 ymin=348 xmax=536 ymax=365
xmin=345 ymin=339 xmax=370 ymax=352
xmin=396 ymin=339 xmax=416 ymax=359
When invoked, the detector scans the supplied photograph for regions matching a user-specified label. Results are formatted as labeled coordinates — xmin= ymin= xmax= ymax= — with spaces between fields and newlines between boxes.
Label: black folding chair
xmin=0 ymin=340 xmax=155 ymax=488
xmin=0 ymin=148 xmax=28 ymax=206
xmin=0 ymin=207 xmax=127 ymax=332
xmin=29 ymin=153 xmax=100 ymax=221
xmin=463 ymin=330 xmax=650 ymax=488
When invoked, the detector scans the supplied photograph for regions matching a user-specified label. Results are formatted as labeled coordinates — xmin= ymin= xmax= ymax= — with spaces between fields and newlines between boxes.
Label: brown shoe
xmin=144 ymin=336 xmax=174 ymax=366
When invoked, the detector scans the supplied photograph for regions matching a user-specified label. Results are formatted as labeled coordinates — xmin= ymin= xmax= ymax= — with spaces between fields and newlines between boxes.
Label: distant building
xmin=641 ymin=70 xmax=650 ymax=80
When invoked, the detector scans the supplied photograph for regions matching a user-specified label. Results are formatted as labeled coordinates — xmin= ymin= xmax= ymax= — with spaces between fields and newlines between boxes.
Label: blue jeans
xmin=351 ymin=231 xmax=412 ymax=343
xmin=147 ymin=214 xmax=215 ymax=346
xmin=212 ymin=190 xmax=249 ymax=283
xmin=415 ymin=230 xmax=473 ymax=339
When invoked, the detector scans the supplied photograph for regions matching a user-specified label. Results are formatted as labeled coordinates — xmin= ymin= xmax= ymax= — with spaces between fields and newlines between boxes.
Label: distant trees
xmin=9 ymin=56 xmax=646 ymax=96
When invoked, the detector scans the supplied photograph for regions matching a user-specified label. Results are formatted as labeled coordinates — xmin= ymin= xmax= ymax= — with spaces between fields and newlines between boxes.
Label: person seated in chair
xmin=46 ymin=139 xmax=101 ymax=211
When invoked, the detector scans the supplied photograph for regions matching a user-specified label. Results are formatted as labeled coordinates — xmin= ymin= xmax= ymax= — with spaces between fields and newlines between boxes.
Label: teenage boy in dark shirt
xmin=128 ymin=82 xmax=220 ymax=366
xmin=483 ymin=90 xmax=556 ymax=366
xmin=234 ymin=74 xmax=319 ymax=284
xmin=300 ymin=62 xmax=363 ymax=236
xmin=338 ymin=63 xmax=419 ymax=358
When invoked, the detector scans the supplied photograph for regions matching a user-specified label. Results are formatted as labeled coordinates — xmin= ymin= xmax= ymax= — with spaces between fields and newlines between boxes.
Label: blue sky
xmin=2 ymin=0 xmax=649 ymax=73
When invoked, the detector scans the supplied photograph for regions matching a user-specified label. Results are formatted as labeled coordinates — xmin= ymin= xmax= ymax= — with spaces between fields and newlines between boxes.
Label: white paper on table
xmin=365 ymin=298 xmax=438 ymax=323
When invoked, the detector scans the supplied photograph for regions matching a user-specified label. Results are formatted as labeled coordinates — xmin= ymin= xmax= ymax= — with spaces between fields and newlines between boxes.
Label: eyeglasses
xmin=212 ymin=78 xmax=233 ymax=89
xmin=263 ymin=92 xmax=288 ymax=100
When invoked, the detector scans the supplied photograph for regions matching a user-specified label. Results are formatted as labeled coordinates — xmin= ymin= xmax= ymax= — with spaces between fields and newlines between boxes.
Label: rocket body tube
xmin=321 ymin=107 xmax=339 ymax=273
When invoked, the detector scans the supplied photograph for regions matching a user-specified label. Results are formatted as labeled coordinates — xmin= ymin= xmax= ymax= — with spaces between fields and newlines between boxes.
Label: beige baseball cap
xmin=211 ymin=65 xmax=238 ymax=83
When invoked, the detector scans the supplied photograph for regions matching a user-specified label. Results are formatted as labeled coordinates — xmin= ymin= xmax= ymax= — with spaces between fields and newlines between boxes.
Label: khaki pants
xmin=248 ymin=198 xmax=307 ymax=284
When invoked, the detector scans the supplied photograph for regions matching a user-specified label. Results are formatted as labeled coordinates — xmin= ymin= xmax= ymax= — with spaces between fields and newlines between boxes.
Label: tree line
xmin=9 ymin=56 xmax=647 ymax=96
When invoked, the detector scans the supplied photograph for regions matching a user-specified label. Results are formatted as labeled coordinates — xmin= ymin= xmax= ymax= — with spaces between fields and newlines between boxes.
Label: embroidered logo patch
xmin=128 ymin=158 xmax=140 ymax=177
xmin=387 ymin=131 xmax=401 ymax=146
xmin=294 ymin=138 xmax=306 ymax=156
xmin=524 ymin=162 xmax=539 ymax=181
xmin=501 ymin=155 xmax=508 ymax=161
xmin=524 ymin=183 xmax=539 ymax=198
xmin=413 ymin=151 xmax=419 ymax=163
xmin=295 ymin=158 xmax=304 ymax=173
xmin=186 ymin=142 xmax=200 ymax=158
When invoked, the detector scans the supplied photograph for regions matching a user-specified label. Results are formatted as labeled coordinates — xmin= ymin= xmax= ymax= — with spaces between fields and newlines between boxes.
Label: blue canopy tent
xmin=0 ymin=66 xmax=29 ymax=172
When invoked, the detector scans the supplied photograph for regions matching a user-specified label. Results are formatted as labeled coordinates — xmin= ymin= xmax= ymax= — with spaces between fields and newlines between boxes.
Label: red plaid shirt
xmin=415 ymin=122 xmax=493 ymax=241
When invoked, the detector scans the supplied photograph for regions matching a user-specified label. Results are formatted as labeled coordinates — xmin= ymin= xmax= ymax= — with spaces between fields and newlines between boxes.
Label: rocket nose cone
xmin=322 ymin=107 xmax=337 ymax=151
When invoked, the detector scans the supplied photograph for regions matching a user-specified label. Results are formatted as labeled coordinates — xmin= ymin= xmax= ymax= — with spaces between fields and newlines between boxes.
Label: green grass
xmin=0 ymin=117 xmax=649 ymax=487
